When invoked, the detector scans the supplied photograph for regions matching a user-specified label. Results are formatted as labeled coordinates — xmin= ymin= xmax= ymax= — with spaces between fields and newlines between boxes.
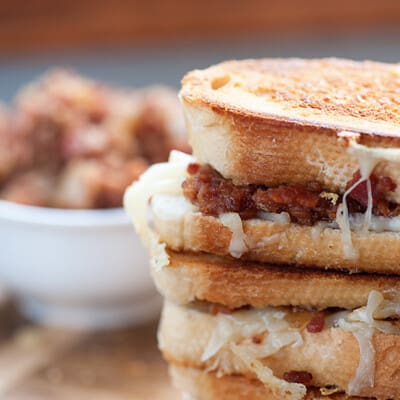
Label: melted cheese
xmin=200 ymin=291 xmax=400 ymax=399
xmin=347 ymin=328 xmax=375 ymax=395
xmin=350 ymin=213 xmax=400 ymax=232
xmin=347 ymin=140 xmax=400 ymax=169
xmin=123 ymin=150 xmax=194 ymax=270
xmin=258 ymin=211 xmax=291 ymax=224
xmin=219 ymin=212 xmax=248 ymax=258
xmin=126 ymin=138 xmax=400 ymax=271
xmin=336 ymin=203 xmax=359 ymax=259
xmin=202 ymin=308 xmax=305 ymax=400
xmin=336 ymin=290 xmax=400 ymax=395
xmin=151 ymin=194 xmax=197 ymax=249
xmin=336 ymin=133 xmax=400 ymax=259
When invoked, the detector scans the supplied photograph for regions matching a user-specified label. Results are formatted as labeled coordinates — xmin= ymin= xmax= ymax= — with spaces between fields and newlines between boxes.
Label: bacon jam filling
xmin=283 ymin=370 xmax=313 ymax=385
xmin=182 ymin=163 xmax=399 ymax=226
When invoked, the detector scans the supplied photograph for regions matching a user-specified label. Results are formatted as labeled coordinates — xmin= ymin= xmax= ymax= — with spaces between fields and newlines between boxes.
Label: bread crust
xmin=170 ymin=365 xmax=370 ymax=400
xmin=160 ymin=302 xmax=400 ymax=400
xmin=152 ymin=251 xmax=400 ymax=310
xmin=180 ymin=58 xmax=400 ymax=202
xmin=152 ymin=203 xmax=400 ymax=274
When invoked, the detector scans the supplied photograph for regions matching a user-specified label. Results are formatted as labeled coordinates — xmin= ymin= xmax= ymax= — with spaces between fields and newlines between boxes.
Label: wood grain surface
xmin=0 ymin=301 xmax=178 ymax=400
xmin=1 ymin=0 xmax=400 ymax=52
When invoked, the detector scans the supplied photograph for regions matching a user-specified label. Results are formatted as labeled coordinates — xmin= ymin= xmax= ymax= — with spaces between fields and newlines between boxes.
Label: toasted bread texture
xmin=152 ymin=195 xmax=400 ymax=274
xmin=160 ymin=302 xmax=400 ymax=400
xmin=180 ymin=58 xmax=400 ymax=202
xmin=152 ymin=251 xmax=400 ymax=310
xmin=170 ymin=366 xmax=370 ymax=400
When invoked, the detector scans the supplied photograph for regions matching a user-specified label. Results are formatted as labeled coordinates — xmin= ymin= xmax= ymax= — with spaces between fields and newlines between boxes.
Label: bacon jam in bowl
xmin=0 ymin=70 xmax=189 ymax=328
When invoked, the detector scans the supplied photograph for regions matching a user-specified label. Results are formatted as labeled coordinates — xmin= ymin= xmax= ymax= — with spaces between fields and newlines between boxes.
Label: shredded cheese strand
xmin=363 ymin=178 xmax=373 ymax=233
xmin=336 ymin=133 xmax=400 ymax=259
xmin=201 ymin=308 xmax=305 ymax=399
xmin=347 ymin=328 xmax=375 ymax=395
xmin=201 ymin=308 xmax=291 ymax=361
xmin=335 ymin=176 xmax=364 ymax=259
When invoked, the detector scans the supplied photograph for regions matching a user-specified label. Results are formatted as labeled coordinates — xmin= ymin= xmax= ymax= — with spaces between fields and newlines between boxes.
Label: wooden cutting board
xmin=0 ymin=301 xmax=179 ymax=400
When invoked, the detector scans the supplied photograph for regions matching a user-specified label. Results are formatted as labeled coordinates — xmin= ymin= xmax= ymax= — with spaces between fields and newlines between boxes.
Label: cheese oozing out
xmin=125 ymin=151 xmax=250 ymax=262
xmin=336 ymin=132 xmax=400 ymax=259
xmin=219 ymin=212 xmax=248 ymax=258
xmin=128 ymin=140 xmax=400 ymax=265
xmin=336 ymin=290 xmax=400 ymax=396
xmin=123 ymin=150 xmax=195 ymax=270
xmin=201 ymin=307 xmax=305 ymax=400
xmin=201 ymin=290 xmax=400 ymax=399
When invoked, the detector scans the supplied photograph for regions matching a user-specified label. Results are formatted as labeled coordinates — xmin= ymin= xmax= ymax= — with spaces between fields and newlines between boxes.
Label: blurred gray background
xmin=0 ymin=1 xmax=400 ymax=101
xmin=0 ymin=28 xmax=400 ymax=101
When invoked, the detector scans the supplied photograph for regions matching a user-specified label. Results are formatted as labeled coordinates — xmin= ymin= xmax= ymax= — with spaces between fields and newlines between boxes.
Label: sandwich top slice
xmin=180 ymin=58 xmax=400 ymax=266
xmin=125 ymin=58 xmax=400 ymax=272
xmin=180 ymin=58 xmax=400 ymax=193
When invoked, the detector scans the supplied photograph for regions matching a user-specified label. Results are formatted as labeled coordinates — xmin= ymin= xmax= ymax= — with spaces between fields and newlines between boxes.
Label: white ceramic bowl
xmin=0 ymin=200 xmax=160 ymax=329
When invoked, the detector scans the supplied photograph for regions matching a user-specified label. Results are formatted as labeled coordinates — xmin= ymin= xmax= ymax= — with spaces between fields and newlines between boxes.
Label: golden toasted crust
xmin=180 ymin=58 xmax=400 ymax=200
xmin=170 ymin=366 xmax=369 ymax=400
xmin=160 ymin=302 xmax=400 ymax=400
xmin=182 ymin=59 xmax=400 ymax=134
xmin=152 ymin=251 xmax=400 ymax=310
xmin=152 ymin=204 xmax=400 ymax=274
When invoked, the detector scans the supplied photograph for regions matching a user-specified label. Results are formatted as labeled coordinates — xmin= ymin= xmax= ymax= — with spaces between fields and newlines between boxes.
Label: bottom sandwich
xmin=170 ymin=366 xmax=372 ymax=400
xmin=159 ymin=300 xmax=400 ymax=400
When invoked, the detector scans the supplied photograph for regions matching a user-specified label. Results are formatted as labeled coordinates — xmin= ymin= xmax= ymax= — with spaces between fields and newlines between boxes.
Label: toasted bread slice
xmin=160 ymin=302 xmax=400 ymax=400
xmin=170 ymin=366 xmax=370 ymax=400
xmin=180 ymin=58 xmax=400 ymax=202
xmin=153 ymin=251 xmax=400 ymax=310
xmin=152 ymin=194 xmax=400 ymax=274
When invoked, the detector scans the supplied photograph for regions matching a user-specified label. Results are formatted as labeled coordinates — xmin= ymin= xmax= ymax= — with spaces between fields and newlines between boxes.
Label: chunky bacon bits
xmin=252 ymin=336 xmax=262 ymax=344
xmin=346 ymin=170 xmax=399 ymax=216
xmin=306 ymin=315 xmax=325 ymax=333
xmin=283 ymin=370 xmax=313 ymax=385
xmin=253 ymin=184 xmax=338 ymax=225
xmin=187 ymin=162 xmax=200 ymax=175
xmin=182 ymin=164 xmax=257 ymax=219
xmin=182 ymin=164 xmax=398 ymax=225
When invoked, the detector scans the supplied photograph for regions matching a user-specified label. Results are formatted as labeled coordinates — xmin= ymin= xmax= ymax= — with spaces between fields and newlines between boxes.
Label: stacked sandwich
xmin=125 ymin=58 xmax=400 ymax=400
